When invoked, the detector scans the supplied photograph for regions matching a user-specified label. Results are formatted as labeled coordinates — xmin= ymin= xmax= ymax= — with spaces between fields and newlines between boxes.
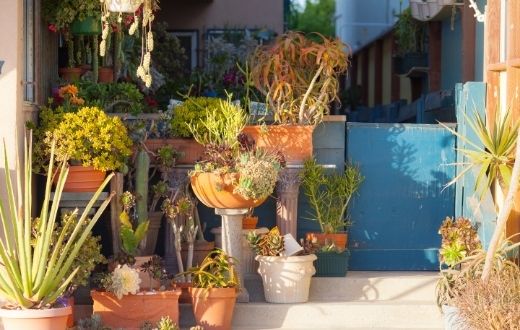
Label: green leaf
xmin=134 ymin=220 xmax=149 ymax=243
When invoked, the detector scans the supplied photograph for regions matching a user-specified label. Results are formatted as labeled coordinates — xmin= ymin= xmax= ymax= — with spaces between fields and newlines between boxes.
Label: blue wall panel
xmin=347 ymin=123 xmax=456 ymax=270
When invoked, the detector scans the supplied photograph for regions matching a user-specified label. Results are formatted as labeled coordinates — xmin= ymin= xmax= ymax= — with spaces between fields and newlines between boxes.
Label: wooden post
xmin=110 ymin=172 xmax=124 ymax=255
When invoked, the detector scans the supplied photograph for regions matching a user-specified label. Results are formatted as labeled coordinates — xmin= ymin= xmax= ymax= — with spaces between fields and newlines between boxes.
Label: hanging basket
xmin=106 ymin=0 xmax=143 ymax=13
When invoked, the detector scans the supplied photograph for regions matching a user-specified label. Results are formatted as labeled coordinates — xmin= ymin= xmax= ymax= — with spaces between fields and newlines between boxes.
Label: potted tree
xmin=0 ymin=134 xmax=114 ymax=330
xmin=247 ymin=227 xmax=317 ymax=303
xmin=393 ymin=8 xmax=428 ymax=75
xmin=247 ymin=32 xmax=349 ymax=164
xmin=301 ymin=158 xmax=364 ymax=250
xmin=181 ymin=249 xmax=239 ymax=330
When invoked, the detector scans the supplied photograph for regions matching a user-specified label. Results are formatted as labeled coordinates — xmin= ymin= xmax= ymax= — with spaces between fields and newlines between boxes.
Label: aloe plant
xmin=0 ymin=134 xmax=114 ymax=309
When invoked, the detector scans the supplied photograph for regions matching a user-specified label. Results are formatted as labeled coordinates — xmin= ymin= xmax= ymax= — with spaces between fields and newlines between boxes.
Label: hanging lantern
xmin=106 ymin=0 xmax=143 ymax=13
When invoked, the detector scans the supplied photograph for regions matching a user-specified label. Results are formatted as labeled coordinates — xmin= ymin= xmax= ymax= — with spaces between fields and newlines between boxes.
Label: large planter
xmin=0 ymin=306 xmax=72 ymax=330
xmin=190 ymin=172 xmax=266 ymax=209
xmin=91 ymin=290 xmax=181 ymax=329
xmin=141 ymin=211 xmax=163 ymax=255
xmin=190 ymin=287 xmax=238 ymax=330
xmin=145 ymin=138 xmax=205 ymax=164
xmin=70 ymin=16 xmax=102 ymax=35
xmin=314 ymin=251 xmax=349 ymax=277
xmin=56 ymin=165 xmax=106 ymax=192
xmin=58 ymin=67 xmax=82 ymax=82
xmin=242 ymin=125 xmax=314 ymax=165
xmin=256 ymin=254 xmax=317 ymax=303
xmin=305 ymin=232 xmax=348 ymax=250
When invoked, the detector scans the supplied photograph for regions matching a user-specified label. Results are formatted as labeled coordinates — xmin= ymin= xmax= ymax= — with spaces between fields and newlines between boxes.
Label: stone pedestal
xmin=276 ymin=167 xmax=302 ymax=238
xmin=215 ymin=208 xmax=249 ymax=303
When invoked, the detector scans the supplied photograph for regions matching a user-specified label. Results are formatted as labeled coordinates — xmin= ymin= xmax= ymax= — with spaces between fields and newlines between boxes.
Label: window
xmin=171 ymin=30 xmax=198 ymax=70
xmin=23 ymin=0 xmax=36 ymax=103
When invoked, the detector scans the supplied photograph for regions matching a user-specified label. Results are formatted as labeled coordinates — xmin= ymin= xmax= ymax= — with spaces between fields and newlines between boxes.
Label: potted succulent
xmin=301 ymin=158 xmax=364 ymax=250
xmin=247 ymin=31 xmax=349 ymax=164
xmin=247 ymin=227 xmax=317 ymax=303
xmin=0 ymin=134 xmax=114 ymax=330
xmin=393 ymin=8 xmax=427 ymax=75
xmin=181 ymin=249 xmax=239 ymax=330
xmin=189 ymin=96 xmax=282 ymax=209
xmin=302 ymin=238 xmax=349 ymax=277
xmin=36 ymin=105 xmax=133 ymax=192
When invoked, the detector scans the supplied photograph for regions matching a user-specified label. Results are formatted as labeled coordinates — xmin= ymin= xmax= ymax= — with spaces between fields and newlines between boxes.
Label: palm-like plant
xmin=0 ymin=133 xmax=114 ymax=309
xmin=441 ymin=110 xmax=519 ymax=198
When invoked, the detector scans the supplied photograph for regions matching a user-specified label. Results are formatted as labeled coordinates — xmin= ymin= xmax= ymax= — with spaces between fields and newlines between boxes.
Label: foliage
xmin=182 ymin=249 xmax=238 ymax=289
xmin=247 ymin=227 xmax=285 ymax=257
xmin=170 ymin=97 xmax=224 ymax=138
xmin=394 ymin=8 xmax=426 ymax=55
xmin=301 ymin=159 xmax=364 ymax=234
xmin=77 ymin=81 xmax=145 ymax=114
xmin=152 ymin=22 xmax=189 ymax=84
xmin=301 ymin=236 xmax=345 ymax=254
xmin=140 ymin=255 xmax=167 ymax=281
xmin=42 ymin=0 xmax=100 ymax=31
xmin=119 ymin=191 xmax=150 ymax=257
xmin=438 ymin=217 xmax=481 ymax=267
xmin=233 ymin=149 xmax=281 ymax=200
xmin=454 ymin=265 xmax=520 ymax=330
xmin=78 ymin=314 xmax=110 ymax=330
xmin=155 ymin=316 xmax=180 ymax=330
xmin=250 ymin=31 xmax=349 ymax=125
xmin=0 ymin=134 xmax=114 ymax=308
xmin=289 ymin=0 xmax=336 ymax=38
xmin=441 ymin=110 xmax=519 ymax=199
xmin=105 ymin=264 xmax=141 ymax=299
xmin=45 ymin=106 xmax=133 ymax=172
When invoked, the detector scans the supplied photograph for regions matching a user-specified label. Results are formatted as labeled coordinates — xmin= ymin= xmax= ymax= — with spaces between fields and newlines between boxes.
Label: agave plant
xmin=0 ymin=133 xmax=114 ymax=309
xmin=440 ymin=110 xmax=519 ymax=199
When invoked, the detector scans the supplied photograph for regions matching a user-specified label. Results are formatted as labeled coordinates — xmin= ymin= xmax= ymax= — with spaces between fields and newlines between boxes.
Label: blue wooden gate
xmin=347 ymin=123 xmax=457 ymax=270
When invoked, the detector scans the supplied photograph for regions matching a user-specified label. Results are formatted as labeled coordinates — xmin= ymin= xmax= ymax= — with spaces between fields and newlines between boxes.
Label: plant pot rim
xmin=91 ymin=289 xmax=181 ymax=297
xmin=255 ymin=254 xmax=317 ymax=262
xmin=0 ymin=305 xmax=72 ymax=318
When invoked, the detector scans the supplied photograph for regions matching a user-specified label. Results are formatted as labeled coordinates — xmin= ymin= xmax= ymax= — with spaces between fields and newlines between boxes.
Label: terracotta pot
xmin=98 ymin=67 xmax=114 ymax=83
xmin=242 ymin=216 xmax=258 ymax=230
xmin=56 ymin=165 xmax=106 ymax=192
xmin=180 ymin=240 xmax=216 ymax=271
xmin=144 ymin=138 xmax=204 ymax=164
xmin=190 ymin=287 xmax=237 ymax=330
xmin=174 ymin=281 xmax=193 ymax=304
xmin=78 ymin=64 xmax=92 ymax=74
xmin=91 ymin=290 xmax=181 ymax=329
xmin=141 ymin=212 xmax=163 ymax=255
xmin=66 ymin=297 xmax=74 ymax=328
xmin=0 ymin=306 xmax=71 ymax=330
xmin=134 ymin=256 xmax=161 ymax=291
xmin=242 ymin=125 xmax=314 ymax=165
xmin=58 ymin=67 xmax=82 ymax=82
xmin=190 ymin=172 xmax=266 ymax=209
xmin=305 ymin=232 xmax=348 ymax=250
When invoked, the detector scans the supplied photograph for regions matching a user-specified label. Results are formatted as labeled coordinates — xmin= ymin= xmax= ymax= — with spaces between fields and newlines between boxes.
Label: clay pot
xmin=305 ymin=232 xmax=348 ymax=250
xmin=242 ymin=216 xmax=258 ymax=230
xmin=242 ymin=125 xmax=314 ymax=165
xmin=91 ymin=290 xmax=181 ymax=329
xmin=66 ymin=297 xmax=74 ymax=328
xmin=98 ymin=67 xmax=114 ymax=83
xmin=0 ymin=306 xmax=72 ymax=330
xmin=190 ymin=287 xmax=237 ymax=330
xmin=141 ymin=212 xmax=163 ymax=255
xmin=144 ymin=138 xmax=204 ymax=164
xmin=55 ymin=165 xmax=106 ymax=192
xmin=190 ymin=172 xmax=266 ymax=209
xmin=58 ymin=67 xmax=82 ymax=82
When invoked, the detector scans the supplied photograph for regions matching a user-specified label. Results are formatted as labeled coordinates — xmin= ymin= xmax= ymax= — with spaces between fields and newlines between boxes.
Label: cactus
xmin=247 ymin=227 xmax=284 ymax=256
xmin=135 ymin=149 xmax=150 ymax=225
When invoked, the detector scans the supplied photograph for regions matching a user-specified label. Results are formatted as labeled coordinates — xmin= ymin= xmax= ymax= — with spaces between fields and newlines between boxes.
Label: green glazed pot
xmin=71 ymin=16 xmax=101 ymax=35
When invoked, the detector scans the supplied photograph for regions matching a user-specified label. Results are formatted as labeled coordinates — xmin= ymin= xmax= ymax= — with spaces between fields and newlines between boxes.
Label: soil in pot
xmin=0 ymin=306 xmax=72 ymax=330
xmin=190 ymin=287 xmax=237 ymax=330
xmin=305 ymin=232 xmax=348 ymax=250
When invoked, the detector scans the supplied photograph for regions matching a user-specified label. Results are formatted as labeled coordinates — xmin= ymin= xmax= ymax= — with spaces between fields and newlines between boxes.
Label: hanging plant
xmin=99 ymin=0 xmax=159 ymax=87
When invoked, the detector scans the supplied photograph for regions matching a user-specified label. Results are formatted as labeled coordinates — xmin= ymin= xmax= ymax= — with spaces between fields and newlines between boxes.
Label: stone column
xmin=276 ymin=167 xmax=302 ymax=238
xmin=215 ymin=208 xmax=249 ymax=303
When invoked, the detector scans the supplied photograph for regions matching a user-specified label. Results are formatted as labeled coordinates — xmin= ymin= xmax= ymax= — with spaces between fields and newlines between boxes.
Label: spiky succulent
xmin=247 ymin=227 xmax=285 ymax=256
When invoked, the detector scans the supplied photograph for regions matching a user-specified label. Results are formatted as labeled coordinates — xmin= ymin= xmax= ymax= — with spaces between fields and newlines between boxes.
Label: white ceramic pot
xmin=256 ymin=254 xmax=317 ymax=303
xmin=0 ymin=306 xmax=71 ymax=330
xmin=107 ymin=0 xmax=142 ymax=13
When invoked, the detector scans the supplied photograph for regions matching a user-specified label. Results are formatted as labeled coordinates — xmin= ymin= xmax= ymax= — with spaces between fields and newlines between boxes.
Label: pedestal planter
xmin=305 ymin=232 xmax=348 ymax=250
xmin=276 ymin=167 xmax=302 ymax=237
xmin=56 ymin=165 xmax=106 ymax=192
xmin=242 ymin=125 xmax=314 ymax=165
xmin=190 ymin=287 xmax=237 ymax=330
xmin=190 ymin=172 xmax=266 ymax=209
xmin=145 ymin=138 xmax=204 ymax=164
xmin=314 ymin=251 xmax=349 ymax=277
xmin=256 ymin=254 xmax=317 ymax=303
xmin=91 ymin=290 xmax=181 ymax=329
xmin=0 ymin=306 xmax=72 ymax=330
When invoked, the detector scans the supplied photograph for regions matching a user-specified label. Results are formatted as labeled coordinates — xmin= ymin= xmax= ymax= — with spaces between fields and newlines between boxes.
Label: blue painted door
xmin=347 ymin=123 xmax=456 ymax=270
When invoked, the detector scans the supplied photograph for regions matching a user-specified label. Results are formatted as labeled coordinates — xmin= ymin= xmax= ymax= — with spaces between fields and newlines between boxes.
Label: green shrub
xmin=170 ymin=97 xmax=223 ymax=138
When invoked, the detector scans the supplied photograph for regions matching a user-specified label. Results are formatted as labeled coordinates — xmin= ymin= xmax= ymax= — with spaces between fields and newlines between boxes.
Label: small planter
xmin=242 ymin=125 xmax=314 ymax=165
xmin=141 ymin=212 xmax=163 ymax=255
xmin=91 ymin=290 xmax=181 ymax=329
xmin=144 ymin=138 xmax=204 ymax=164
xmin=0 ymin=306 xmax=72 ymax=330
xmin=190 ymin=287 xmax=237 ymax=330
xmin=314 ymin=251 xmax=349 ymax=277
xmin=58 ymin=67 xmax=82 ymax=82
xmin=256 ymin=254 xmax=317 ymax=303
xmin=98 ymin=67 xmax=114 ymax=83
xmin=56 ymin=165 xmax=106 ymax=192
xmin=70 ymin=16 xmax=102 ymax=35
xmin=305 ymin=232 xmax=348 ymax=250
xmin=242 ymin=216 xmax=258 ymax=229
xmin=190 ymin=172 xmax=266 ymax=209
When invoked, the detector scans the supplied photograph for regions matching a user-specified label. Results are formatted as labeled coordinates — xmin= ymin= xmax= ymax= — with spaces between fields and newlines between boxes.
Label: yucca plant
xmin=182 ymin=249 xmax=238 ymax=289
xmin=440 ymin=110 xmax=519 ymax=198
xmin=0 ymin=133 xmax=114 ymax=309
